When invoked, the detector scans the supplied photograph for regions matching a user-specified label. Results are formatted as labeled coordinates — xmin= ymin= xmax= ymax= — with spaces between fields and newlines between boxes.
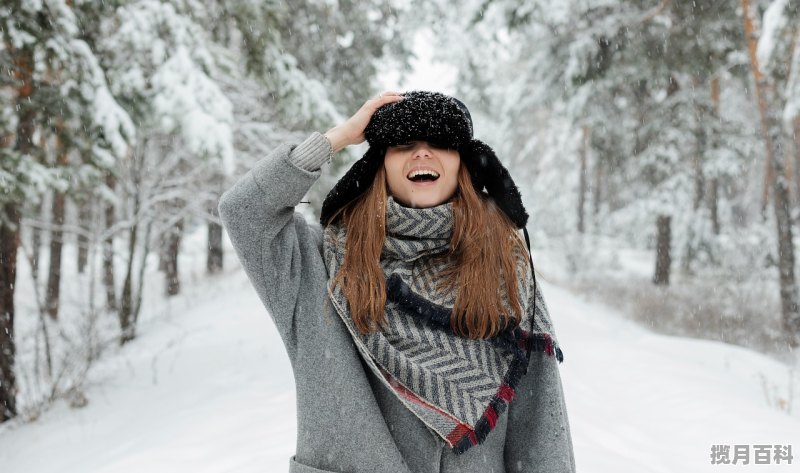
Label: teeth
xmin=407 ymin=169 xmax=440 ymax=179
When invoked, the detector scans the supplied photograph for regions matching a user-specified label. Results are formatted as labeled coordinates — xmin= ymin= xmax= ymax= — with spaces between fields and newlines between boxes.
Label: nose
xmin=412 ymin=142 xmax=433 ymax=159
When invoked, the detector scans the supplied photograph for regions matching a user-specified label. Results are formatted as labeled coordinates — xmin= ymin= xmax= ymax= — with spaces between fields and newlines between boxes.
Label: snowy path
xmin=0 ymin=268 xmax=298 ymax=472
xmin=1 ymin=265 xmax=799 ymax=472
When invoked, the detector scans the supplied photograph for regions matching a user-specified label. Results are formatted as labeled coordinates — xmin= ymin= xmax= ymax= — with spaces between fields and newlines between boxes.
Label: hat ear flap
xmin=461 ymin=140 xmax=529 ymax=229
xmin=320 ymin=146 xmax=385 ymax=227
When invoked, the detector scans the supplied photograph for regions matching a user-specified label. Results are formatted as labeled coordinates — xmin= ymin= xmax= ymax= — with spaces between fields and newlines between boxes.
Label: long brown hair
xmin=326 ymin=162 xmax=531 ymax=339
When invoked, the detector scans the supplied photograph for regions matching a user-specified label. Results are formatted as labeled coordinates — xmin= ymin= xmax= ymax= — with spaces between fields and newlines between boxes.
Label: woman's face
xmin=384 ymin=140 xmax=460 ymax=208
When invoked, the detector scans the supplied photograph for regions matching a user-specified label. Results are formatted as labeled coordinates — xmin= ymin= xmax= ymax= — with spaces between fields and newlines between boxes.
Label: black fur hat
xmin=319 ymin=91 xmax=529 ymax=229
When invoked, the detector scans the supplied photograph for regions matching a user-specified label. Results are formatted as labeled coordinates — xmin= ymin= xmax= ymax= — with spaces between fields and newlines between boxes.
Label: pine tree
xmin=745 ymin=0 xmax=800 ymax=347
xmin=0 ymin=0 xmax=133 ymax=421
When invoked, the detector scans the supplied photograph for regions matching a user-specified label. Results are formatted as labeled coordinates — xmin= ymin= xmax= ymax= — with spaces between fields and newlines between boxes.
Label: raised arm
xmin=217 ymin=132 xmax=331 ymax=356
xmin=217 ymin=92 xmax=405 ymax=360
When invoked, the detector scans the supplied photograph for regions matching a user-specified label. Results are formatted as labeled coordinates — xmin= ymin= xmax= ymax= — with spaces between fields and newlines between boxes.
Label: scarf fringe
xmin=386 ymin=273 xmax=451 ymax=327
xmin=525 ymin=331 xmax=565 ymax=363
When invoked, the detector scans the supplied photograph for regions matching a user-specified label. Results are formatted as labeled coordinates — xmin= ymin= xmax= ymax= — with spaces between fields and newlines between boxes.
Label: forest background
xmin=1 ymin=0 xmax=799 ymax=434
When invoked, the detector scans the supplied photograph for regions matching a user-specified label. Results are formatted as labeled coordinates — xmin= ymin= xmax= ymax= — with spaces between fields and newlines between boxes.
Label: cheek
xmin=384 ymin=155 xmax=404 ymax=187
xmin=445 ymin=156 xmax=461 ymax=186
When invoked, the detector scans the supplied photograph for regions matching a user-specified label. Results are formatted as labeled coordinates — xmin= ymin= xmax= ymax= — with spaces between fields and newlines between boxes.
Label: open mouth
xmin=407 ymin=169 xmax=440 ymax=183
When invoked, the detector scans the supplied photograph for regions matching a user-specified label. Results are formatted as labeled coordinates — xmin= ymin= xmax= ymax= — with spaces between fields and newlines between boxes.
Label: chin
xmin=401 ymin=194 xmax=448 ymax=208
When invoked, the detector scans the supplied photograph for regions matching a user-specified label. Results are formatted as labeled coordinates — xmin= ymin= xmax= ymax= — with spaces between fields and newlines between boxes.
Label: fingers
xmin=366 ymin=91 xmax=404 ymax=108
xmin=337 ymin=92 xmax=404 ymax=148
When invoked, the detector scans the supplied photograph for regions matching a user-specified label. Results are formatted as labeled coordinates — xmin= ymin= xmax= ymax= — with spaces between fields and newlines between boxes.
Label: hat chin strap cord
xmin=522 ymin=226 xmax=538 ymax=365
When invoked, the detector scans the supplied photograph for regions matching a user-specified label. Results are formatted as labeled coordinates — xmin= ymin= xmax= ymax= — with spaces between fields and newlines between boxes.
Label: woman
xmin=218 ymin=90 xmax=575 ymax=473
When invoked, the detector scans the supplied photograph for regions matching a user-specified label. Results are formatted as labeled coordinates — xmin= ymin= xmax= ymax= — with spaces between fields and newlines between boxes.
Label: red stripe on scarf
xmin=485 ymin=405 xmax=498 ymax=428
xmin=498 ymin=383 xmax=515 ymax=402
xmin=544 ymin=333 xmax=554 ymax=356
xmin=446 ymin=423 xmax=472 ymax=445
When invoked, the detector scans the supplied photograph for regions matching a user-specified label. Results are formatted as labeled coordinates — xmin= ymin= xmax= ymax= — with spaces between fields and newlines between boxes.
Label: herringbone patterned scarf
xmin=322 ymin=195 xmax=563 ymax=454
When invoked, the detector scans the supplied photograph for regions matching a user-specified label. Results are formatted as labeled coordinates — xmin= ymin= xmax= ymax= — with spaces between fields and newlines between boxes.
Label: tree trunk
xmin=577 ymin=126 xmax=588 ymax=233
xmin=45 ymin=142 xmax=69 ymax=319
xmin=0 ymin=203 xmax=20 ymax=422
xmin=653 ymin=215 xmax=671 ymax=286
xmin=743 ymin=2 xmax=773 ymax=219
xmin=682 ymin=77 xmax=708 ymax=275
xmin=784 ymin=147 xmax=796 ymax=210
xmin=103 ymin=173 xmax=118 ymax=312
xmin=207 ymin=204 xmax=223 ymax=274
xmin=157 ymin=207 xmax=168 ymax=273
xmin=692 ymin=77 xmax=706 ymax=211
xmin=31 ymin=200 xmax=42 ymax=282
xmin=2 ymin=47 xmax=36 ymax=422
xmin=77 ymin=198 xmax=90 ymax=274
xmin=773 ymin=162 xmax=799 ymax=347
xmin=742 ymin=0 xmax=800 ymax=347
xmin=593 ymin=154 xmax=603 ymax=216
xmin=164 ymin=217 xmax=183 ymax=297
xmin=119 ymin=215 xmax=138 ymax=344
xmin=794 ymin=116 xmax=800 ymax=209
xmin=30 ymin=134 xmax=47 ymax=283
xmin=45 ymin=189 xmax=65 ymax=319
xmin=708 ymin=178 xmax=720 ymax=235
xmin=133 ymin=221 xmax=153 ymax=328
xmin=709 ymin=77 xmax=721 ymax=235
xmin=789 ymin=28 xmax=800 ymax=210
xmin=120 ymin=136 xmax=147 ymax=344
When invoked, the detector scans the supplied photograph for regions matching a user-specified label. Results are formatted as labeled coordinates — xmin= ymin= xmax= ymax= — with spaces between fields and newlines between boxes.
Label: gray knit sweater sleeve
xmin=217 ymin=132 xmax=329 ymax=360
xmin=288 ymin=131 xmax=333 ymax=171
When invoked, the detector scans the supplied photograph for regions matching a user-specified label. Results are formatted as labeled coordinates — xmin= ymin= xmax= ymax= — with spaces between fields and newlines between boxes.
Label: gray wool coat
xmin=217 ymin=132 xmax=576 ymax=473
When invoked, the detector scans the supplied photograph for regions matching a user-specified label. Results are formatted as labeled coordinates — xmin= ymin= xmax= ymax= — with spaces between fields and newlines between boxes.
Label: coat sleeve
xmin=217 ymin=132 xmax=330 ymax=362
xmin=504 ymin=282 xmax=576 ymax=472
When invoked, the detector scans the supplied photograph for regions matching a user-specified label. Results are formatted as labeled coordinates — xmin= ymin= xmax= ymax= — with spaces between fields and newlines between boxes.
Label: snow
xmin=101 ymin=0 xmax=236 ymax=174
xmin=756 ymin=0 xmax=789 ymax=71
xmin=1 ymin=225 xmax=798 ymax=472
xmin=4 ymin=2 xmax=799 ymax=470
xmin=69 ymin=39 xmax=136 ymax=159
xmin=151 ymin=46 xmax=235 ymax=174
xmin=562 ymin=290 xmax=799 ymax=472
xmin=377 ymin=29 xmax=458 ymax=95
xmin=0 ymin=228 xmax=298 ymax=471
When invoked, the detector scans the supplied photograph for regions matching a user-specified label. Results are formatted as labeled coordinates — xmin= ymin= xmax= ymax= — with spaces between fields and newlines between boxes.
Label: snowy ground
xmin=1 ymin=227 xmax=799 ymax=472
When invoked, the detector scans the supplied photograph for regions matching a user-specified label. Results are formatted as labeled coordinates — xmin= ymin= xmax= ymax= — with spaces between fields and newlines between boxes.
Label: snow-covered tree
xmin=1 ymin=0 xmax=134 ymax=421
xmin=416 ymin=0 xmax=799 ymax=348
xmin=745 ymin=0 xmax=800 ymax=346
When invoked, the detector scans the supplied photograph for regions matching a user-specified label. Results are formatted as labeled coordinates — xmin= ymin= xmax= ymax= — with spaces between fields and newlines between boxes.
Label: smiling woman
xmin=218 ymin=90 xmax=574 ymax=473
xmin=384 ymin=140 xmax=461 ymax=208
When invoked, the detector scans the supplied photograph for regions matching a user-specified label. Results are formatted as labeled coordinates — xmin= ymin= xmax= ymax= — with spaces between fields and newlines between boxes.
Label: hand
xmin=324 ymin=91 xmax=404 ymax=153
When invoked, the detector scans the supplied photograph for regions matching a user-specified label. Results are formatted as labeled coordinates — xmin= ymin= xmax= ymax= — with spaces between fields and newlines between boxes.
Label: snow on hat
xmin=320 ymin=90 xmax=529 ymax=229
